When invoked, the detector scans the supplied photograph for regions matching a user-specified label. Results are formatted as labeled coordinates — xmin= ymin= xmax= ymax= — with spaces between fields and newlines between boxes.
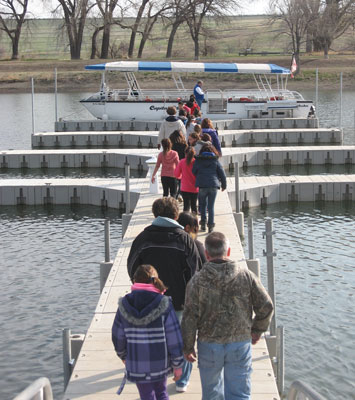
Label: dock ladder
xmin=12 ymin=377 xmax=53 ymax=400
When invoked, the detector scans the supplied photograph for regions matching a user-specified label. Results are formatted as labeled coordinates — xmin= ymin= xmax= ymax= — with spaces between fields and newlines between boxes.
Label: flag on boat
xmin=290 ymin=54 xmax=297 ymax=78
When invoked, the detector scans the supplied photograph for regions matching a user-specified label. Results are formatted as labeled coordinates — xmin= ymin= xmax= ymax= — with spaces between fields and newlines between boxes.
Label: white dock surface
xmin=64 ymin=185 xmax=280 ymax=400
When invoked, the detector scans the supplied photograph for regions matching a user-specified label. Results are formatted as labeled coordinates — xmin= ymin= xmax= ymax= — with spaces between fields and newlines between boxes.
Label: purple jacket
xmin=112 ymin=290 xmax=184 ymax=383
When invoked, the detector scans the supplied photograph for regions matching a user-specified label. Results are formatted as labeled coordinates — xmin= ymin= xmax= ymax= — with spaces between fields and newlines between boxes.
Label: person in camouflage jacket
xmin=181 ymin=231 xmax=273 ymax=400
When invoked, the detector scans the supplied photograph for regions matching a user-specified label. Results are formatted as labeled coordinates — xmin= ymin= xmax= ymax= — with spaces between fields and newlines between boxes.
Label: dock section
xmin=63 ymin=187 xmax=280 ymax=400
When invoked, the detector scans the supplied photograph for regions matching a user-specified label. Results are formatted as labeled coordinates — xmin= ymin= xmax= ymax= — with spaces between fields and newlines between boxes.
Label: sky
xmin=28 ymin=0 xmax=268 ymax=18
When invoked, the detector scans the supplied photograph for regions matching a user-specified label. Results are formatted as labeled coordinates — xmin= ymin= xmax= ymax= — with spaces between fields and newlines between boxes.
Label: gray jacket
xmin=181 ymin=259 xmax=273 ymax=353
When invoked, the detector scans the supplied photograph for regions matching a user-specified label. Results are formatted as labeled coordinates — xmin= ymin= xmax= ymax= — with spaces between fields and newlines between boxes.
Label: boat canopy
xmin=85 ymin=61 xmax=290 ymax=75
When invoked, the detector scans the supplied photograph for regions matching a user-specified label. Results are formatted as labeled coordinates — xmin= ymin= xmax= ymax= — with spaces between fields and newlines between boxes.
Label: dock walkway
xmin=64 ymin=184 xmax=280 ymax=400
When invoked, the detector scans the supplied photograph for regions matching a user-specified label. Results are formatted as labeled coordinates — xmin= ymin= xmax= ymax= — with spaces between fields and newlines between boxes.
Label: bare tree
xmin=311 ymin=0 xmax=355 ymax=58
xmin=163 ymin=0 xmax=192 ymax=58
xmin=0 ymin=0 xmax=28 ymax=60
xmin=55 ymin=0 xmax=95 ymax=59
xmin=269 ymin=0 xmax=320 ymax=73
xmin=185 ymin=0 xmax=240 ymax=60
xmin=96 ymin=0 xmax=119 ymax=59
xmin=137 ymin=0 xmax=170 ymax=58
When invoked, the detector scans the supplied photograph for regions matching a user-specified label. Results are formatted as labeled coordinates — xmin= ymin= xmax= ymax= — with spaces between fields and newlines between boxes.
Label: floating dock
xmin=2 ymin=113 xmax=352 ymax=399
xmin=63 ymin=187 xmax=280 ymax=400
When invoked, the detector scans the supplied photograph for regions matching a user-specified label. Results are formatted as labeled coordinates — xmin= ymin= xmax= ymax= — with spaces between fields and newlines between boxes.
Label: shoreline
xmin=0 ymin=57 xmax=354 ymax=93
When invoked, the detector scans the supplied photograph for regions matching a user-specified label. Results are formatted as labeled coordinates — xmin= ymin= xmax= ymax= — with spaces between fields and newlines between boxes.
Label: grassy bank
xmin=0 ymin=55 xmax=354 ymax=93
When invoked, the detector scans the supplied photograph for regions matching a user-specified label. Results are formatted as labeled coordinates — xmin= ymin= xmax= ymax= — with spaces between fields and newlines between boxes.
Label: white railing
xmin=13 ymin=377 xmax=53 ymax=400
xmin=287 ymin=380 xmax=327 ymax=400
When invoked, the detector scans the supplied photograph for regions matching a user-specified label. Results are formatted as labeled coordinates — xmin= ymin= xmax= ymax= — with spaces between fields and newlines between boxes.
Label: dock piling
xmin=263 ymin=217 xmax=277 ymax=336
xmin=246 ymin=217 xmax=260 ymax=278
xmin=122 ymin=164 xmax=133 ymax=237
xmin=276 ymin=326 xmax=285 ymax=395
xmin=233 ymin=162 xmax=244 ymax=237
xmin=62 ymin=328 xmax=72 ymax=389
xmin=100 ymin=219 xmax=113 ymax=292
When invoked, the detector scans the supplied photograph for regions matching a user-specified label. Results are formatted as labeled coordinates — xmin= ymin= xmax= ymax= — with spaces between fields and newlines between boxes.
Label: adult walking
xmin=152 ymin=138 xmax=179 ymax=198
xmin=193 ymin=80 xmax=204 ymax=108
xmin=181 ymin=232 xmax=274 ymax=400
xmin=201 ymin=118 xmax=222 ymax=156
xmin=158 ymin=106 xmax=186 ymax=148
xmin=127 ymin=197 xmax=202 ymax=393
xmin=192 ymin=144 xmax=226 ymax=232
xmin=174 ymin=146 xmax=198 ymax=214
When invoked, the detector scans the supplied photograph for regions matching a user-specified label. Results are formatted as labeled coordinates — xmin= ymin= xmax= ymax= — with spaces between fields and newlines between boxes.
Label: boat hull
xmin=80 ymin=99 xmax=313 ymax=121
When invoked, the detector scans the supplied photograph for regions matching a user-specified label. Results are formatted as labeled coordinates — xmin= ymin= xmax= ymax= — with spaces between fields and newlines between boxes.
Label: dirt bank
xmin=0 ymin=55 xmax=354 ymax=93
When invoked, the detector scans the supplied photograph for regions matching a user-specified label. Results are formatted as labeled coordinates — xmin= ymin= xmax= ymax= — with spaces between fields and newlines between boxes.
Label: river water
xmin=0 ymin=89 xmax=354 ymax=399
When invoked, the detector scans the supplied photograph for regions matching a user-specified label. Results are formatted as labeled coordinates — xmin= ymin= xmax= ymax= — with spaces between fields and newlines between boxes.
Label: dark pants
xmin=161 ymin=176 xmax=177 ymax=197
xmin=181 ymin=191 xmax=198 ymax=213
xmin=136 ymin=378 xmax=169 ymax=400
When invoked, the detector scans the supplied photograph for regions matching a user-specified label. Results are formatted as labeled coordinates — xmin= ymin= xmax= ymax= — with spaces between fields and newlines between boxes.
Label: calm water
xmin=0 ymin=89 xmax=355 ymax=151
xmin=0 ymin=89 xmax=355 ymax=399
xmin=242 ymin=203 xmax=355 ymax=399
xmin=0 ymin=206 xmax=122 ymax=399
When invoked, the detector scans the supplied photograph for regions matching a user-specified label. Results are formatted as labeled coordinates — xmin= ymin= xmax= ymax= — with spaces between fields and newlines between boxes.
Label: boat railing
xmin=106 ymin=88 xmax=192 ymax=102
xmin=87 ymin=88 xmax=304 ymax=103
xmin=287 ymin=380 xmax=327 ymax=400
xmin=12 ymin=377 xmax=53 ymax=400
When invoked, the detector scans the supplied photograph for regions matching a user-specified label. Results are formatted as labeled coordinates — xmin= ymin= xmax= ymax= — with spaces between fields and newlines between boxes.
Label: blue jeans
xmin=198 ymin=187 xmax=218 ymax=226
xmin=197 ymin=340 xmax=252 ymax=400
xmin=174 ymin=310 xmax=193 ymax=388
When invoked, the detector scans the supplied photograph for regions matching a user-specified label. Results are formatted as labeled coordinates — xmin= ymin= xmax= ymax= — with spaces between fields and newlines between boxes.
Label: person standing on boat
xmin=181 ymin=231 xmax=274 ymax=400
xmin=158 ymin=106 xmax=186 ymax=148
xmin=193 ymin=81 xmax=204 ymax=108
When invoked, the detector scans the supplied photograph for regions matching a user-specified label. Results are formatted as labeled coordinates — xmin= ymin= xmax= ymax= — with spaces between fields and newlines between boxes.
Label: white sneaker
xmin=176 ymin=384 xmax=188 ymax=392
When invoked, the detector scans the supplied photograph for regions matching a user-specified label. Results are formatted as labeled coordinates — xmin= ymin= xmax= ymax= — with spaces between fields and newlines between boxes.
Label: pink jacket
xmin=174 ymin=158 xmax=198 ymax=193
xmin=156 ymin=150 xmax=179 ymax=177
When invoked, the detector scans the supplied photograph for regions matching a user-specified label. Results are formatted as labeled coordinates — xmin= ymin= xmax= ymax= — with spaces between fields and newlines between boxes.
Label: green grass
xmin=0 ymin=16 xmax=312 ymax=60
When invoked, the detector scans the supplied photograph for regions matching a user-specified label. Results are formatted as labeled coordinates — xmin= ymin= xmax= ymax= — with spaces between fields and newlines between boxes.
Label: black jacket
xmin=127 ymin=225 xmax=202 ymax=311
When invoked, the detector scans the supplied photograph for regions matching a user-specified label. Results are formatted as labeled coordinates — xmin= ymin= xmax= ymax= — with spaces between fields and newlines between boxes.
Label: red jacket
xmin=174 ymin=158 xmax=198 ymax=193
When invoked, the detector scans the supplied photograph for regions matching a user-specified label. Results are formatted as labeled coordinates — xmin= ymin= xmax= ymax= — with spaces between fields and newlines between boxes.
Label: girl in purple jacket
xmin=112 ymin=265 xmax=183 ymax=399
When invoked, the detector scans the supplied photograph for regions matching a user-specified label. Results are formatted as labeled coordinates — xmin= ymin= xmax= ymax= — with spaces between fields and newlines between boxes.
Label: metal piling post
xmin=263 ymin=217 xmax=277 ymax=336
xmin=122 ymin=163 xmax=133 ymax=237
xmin=63 ymin=328 xmax=72 ymax=389
xmin=233 ymin=161 xmax=244 ymax=237
xmin=100 ymin=219 xmax=113 ymax=293
xmin=246 ymin=217 xmax=260 ymax=278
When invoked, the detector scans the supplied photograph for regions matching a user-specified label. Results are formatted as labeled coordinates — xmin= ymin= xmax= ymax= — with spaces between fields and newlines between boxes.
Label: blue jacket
xmin=112 ymin=290 xmax=184 ymax=383
xmin=192 ymin=152 xmax=227 ymax=190
xmin=194 ymin=84 xmax=204 ymax=103
xmin=202 ymin=128 xmax=222 ymax=155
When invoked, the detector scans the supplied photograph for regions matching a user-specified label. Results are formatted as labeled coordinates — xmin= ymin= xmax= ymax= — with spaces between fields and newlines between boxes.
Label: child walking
xmin=112 ymin=265 xmax=183 ymax=399
xmin=152 ymin=138 xmax=179 ymax=197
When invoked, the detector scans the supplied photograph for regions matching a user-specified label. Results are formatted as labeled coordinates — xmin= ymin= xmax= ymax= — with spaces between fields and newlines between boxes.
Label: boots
xmin=208 ymin=223 xmax=215 ymax=233
xmin=200 ymin=221 xmax=206 ymax=231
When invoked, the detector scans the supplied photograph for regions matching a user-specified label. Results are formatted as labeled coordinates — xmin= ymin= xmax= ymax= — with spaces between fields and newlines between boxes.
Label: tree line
xmin=1 ymin=0 xmax=355 ymax=74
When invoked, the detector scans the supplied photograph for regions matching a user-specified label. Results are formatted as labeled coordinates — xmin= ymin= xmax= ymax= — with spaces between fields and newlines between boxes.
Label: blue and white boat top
xmin=85 ymin=61 xmax=290 ymax=75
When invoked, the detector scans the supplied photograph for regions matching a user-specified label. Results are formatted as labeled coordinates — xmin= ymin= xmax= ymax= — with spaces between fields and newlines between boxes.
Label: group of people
xmin=112 ymin=197 xmax=274 ymax=400
xmin=154 ymin=89 xmax=226 ymax=233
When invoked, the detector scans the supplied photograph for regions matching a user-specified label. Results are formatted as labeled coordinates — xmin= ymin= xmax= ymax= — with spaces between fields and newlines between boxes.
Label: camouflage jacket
xmin=181 ymin=259 xmax=273 ymax=353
